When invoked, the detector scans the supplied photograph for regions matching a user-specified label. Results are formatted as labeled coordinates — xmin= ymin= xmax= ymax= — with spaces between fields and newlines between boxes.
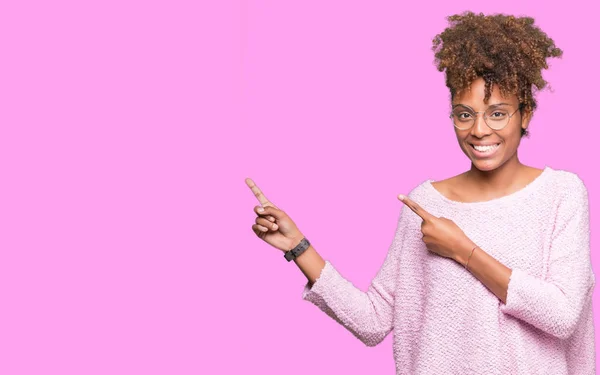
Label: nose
xmin=470 ymin=112 xmax=493 ymax=137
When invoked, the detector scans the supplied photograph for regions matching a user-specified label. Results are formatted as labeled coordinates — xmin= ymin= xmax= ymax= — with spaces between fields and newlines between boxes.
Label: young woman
xmin=246 ymin=11 xmax=595 ymax=374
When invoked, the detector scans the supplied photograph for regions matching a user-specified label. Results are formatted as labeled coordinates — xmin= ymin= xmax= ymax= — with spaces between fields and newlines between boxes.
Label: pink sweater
xmin=302 ymin=166 xmax=596 ymax=374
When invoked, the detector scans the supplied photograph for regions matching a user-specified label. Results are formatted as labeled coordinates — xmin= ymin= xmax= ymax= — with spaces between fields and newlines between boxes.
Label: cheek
xmin=501 ymin=130 xmax=523 ymax=151
xmin=456 ymin=134 xmax=470 ymax=152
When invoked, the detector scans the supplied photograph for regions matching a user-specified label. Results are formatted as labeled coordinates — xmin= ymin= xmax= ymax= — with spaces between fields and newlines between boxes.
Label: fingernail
xmin=257 ymin=207 xmax=264 ymax=212
xmin=398 ymin=194 xmax=405 ymax=200
xmin=273 ymin=224 xmax=278 ymax=230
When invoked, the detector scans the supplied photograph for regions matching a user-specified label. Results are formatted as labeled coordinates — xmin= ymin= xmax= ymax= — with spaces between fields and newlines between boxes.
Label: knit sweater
xmin=302 ymin=166 xmax=596 ymax=374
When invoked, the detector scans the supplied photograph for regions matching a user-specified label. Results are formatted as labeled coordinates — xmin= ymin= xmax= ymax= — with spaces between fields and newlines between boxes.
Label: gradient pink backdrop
xmin=0 ymin=1 xmax=598 ymax=374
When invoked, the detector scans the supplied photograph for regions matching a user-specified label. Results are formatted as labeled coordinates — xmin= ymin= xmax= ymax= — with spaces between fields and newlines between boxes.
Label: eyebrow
xmin=452 ymin=102 xmax=512 ymax=109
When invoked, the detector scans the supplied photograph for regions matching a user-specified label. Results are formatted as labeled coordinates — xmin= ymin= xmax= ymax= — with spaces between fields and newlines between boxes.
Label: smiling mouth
xmin=470 ymin=143 xmax=500 ymax=153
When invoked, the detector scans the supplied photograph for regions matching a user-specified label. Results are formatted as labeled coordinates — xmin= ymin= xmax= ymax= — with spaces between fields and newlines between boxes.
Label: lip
xmin=470 ymin=142 xmax=501 ymax=158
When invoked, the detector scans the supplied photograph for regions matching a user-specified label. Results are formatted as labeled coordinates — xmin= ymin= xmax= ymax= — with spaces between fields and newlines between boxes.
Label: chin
xmin=462 ymin=143 xmax=505 ymax=171
xmin=472 ymin=161 xmax=499 ymax=171
xmin=471 ymin=154 xmax=512 ymax=172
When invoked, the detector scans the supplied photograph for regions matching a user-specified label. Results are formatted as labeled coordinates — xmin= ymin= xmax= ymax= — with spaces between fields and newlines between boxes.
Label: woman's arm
xmin=290 ymin=238 xmax=326 ymax=288
xmin=300 ymin=203 xmax=411 ymax=347
xmin=453 ymin=241 xmax=511 ymax=304
xmin=454 ymin=176 xmax=595 ymax=340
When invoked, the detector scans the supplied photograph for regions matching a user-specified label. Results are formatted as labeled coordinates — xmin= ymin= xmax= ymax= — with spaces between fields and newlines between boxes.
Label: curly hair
xmin=432 ymin=11 xmax=563 ymax=137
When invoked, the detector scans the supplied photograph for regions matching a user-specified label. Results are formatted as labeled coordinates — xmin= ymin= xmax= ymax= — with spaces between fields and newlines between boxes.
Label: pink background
xmin=1 ymin=1 xmax=598 ymax=374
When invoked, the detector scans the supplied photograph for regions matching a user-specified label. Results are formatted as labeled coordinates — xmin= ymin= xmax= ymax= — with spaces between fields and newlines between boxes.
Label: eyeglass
xmin=449 ymin=104 xmax=523 ymax=131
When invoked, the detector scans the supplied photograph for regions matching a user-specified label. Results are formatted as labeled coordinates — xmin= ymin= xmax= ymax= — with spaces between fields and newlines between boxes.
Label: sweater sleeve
xmin=499 ymin=175 xmax=596 ymax=340
xmin=300 ymin=203 xmax=410 ymax=347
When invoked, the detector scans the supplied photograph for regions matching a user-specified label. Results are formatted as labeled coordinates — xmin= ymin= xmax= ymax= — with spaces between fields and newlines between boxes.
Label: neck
xmin=466 ymin=155 xmax=527 ymax=192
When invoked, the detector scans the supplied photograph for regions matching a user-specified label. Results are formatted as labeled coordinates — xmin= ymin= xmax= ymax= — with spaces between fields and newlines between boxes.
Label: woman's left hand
xmin=398 ymin=194 xmax=475 ymax=261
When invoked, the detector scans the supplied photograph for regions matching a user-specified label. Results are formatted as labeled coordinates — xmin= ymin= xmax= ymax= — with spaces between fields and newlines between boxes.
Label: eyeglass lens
xmin=451 ymin=106 xmax=514 ymax=130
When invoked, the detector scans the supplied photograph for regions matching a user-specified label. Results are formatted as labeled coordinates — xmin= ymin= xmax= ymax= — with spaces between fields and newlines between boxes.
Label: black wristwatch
xmin=284 ymin=237 xmax=310 ymax=262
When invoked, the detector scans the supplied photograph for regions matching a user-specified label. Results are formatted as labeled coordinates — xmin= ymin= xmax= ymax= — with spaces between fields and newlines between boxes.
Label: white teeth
xmin=473 ymin=144 xmax=499 ymax=152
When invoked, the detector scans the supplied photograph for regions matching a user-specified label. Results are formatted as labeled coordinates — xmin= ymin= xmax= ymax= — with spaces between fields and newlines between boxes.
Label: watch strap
xmin=284 ymin=237 xmax=310 ymax=262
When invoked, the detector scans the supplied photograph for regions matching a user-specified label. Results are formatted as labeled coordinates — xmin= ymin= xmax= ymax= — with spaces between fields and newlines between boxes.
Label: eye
xmin=489 ymin=111 xmax=507 ymax=118
xmin=455 ymin=112 xmax=472 ymax=120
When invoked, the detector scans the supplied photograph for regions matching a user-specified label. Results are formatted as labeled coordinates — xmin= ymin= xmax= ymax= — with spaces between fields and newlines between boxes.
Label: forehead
xmin=452 ymin=77 xmax=518 ymax=105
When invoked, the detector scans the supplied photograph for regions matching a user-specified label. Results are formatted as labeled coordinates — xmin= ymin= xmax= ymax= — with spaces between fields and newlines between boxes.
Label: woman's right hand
xmin=245 ymin=178 xmax=305 ymax=253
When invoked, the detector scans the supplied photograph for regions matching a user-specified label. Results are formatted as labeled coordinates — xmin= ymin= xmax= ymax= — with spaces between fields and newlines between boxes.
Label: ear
xmin=521 ymin=108 xmax=533 ymax=130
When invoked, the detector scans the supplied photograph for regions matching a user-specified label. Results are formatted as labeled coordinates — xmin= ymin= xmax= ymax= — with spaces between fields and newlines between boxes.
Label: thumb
xmin=256 ymin=205 xmax=286 ymax=220
xmin=261 ymin=201 xmax=279 ymax=210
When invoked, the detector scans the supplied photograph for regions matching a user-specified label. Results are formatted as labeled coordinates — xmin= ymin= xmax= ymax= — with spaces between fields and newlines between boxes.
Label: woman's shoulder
xmin=430 ymin=166 xmax=585 ymax=194
xmin=410 ymin=166 xmax=588 ymax=207
xmin=548 ymin=167 xmax=586 ymax=188
xmin=547 ymin=167 xmax=589 ymax=203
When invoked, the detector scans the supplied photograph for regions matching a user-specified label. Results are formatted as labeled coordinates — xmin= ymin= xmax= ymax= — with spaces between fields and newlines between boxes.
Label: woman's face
xmin=451 ymin=77 xmax=530 ymax=172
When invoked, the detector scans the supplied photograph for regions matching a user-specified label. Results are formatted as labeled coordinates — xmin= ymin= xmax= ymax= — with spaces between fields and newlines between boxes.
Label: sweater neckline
xmin=425 ymin=165 xmax=552 ymax=208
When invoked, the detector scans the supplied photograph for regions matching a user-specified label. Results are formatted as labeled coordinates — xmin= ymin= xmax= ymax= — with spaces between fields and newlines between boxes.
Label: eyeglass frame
xmin=449 ymin=103 xmax=524 ymax=131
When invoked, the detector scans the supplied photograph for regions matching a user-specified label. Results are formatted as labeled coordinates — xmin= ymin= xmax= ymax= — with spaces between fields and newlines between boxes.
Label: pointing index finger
xmin=245 ymin=178 xmax=278 ymax=209
xmin=399 ymin=194 xmax=435 ymax=221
